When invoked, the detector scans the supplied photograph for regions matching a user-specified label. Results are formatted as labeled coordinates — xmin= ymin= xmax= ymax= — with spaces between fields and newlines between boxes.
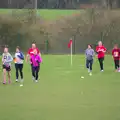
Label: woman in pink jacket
xmin=30 ymin=49 xmax=42 ymax=82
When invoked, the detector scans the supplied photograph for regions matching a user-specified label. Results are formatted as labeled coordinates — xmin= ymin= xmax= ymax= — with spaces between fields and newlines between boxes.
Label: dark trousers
xmin=114 ymin=60 xmax=119 ymax=69
xmin=31 ymin=64 xmax=34 ymax=77
xmin=98 ymin=57 xmax=104 ymax=70
xmin=15 ymin=64 xmax=23 ymax=79
xmin=32 ymin=66 xmax=40 ymax=80
xmin=86 ymin=59 xmax=93 ymax=71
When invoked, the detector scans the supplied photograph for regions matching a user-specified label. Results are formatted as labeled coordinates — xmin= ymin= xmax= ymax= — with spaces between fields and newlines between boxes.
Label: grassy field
xmin=0 ymin=55 xmax=120 ymax=120
xmin=0 ymin=9 xmax=80 ymax=20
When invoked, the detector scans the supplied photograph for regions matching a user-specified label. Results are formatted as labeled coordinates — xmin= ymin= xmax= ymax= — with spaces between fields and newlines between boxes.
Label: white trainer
xmin=89 ymin=72 xmax=92 ymax=76
xmin=16 ymin=79 xmax=19 ymax=82
xmin=35 ymin=80 xmax=38 ymax=83
xmin=20 ymin=84 xmax=23 ymax=87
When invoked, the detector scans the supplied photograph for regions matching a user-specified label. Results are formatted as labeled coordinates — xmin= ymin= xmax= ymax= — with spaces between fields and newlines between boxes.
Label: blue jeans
xmin=86 ymin=59 xmax=93 ymax=71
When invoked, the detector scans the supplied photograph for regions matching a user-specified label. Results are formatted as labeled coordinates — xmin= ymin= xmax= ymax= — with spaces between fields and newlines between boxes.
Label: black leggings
xmin=114 ymin=60 xmax=119 ymax=69
xmin=31 ymin=64 xmax=34 ymax=77
xmin=98 ymin=57 xmax=104 ymax=70
xmin=15 ymin=64 xmax=23 ymax=79
xmin=86 ymin=59 xmax=93 ymax=71
xmin=32 ymin=66 xmax=40 ymax=80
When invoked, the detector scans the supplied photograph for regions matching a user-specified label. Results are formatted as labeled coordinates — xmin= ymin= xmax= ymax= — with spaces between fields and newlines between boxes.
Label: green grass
xmin=38 ymin=9 xmax=80 ymax=20
xmin=0 ymin=55 xmax=120 ymax=120
xmin=0 ymin=9 xmax=81 ymax=20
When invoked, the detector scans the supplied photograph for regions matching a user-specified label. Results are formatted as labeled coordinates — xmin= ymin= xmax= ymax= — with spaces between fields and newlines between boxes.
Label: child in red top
xmin=27 ymin=43 xmax=40 ymax=60
xmin=112 ymin=44 xmax=120 ymax=71
xmin=96 ymin=41 xmax=106 ymax=72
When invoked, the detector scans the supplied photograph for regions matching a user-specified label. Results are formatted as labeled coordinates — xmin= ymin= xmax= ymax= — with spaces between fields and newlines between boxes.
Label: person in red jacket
xmin=26 ymin=42 xmax=41 ymax=80
xmin=96 ymin=41 xmax=106 ymax=72
xmin=112 ymin=44 xmax=120 ymax=72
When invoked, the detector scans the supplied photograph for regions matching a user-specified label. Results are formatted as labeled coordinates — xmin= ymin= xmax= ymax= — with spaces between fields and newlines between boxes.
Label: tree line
xmin=0 ymin=0 xmax=120 ymax=9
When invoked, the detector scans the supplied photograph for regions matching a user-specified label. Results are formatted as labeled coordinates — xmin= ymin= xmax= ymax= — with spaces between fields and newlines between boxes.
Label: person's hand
xmin=97 ymin=50 xmax=100 ymax=52
xmin=102 ymin=49 xmax=106 ymax=53
xmin=26 ymin=59 xmax=28 ymax=63
xmin=6 ymin=64 xmax=9 ymax=68
xmin=97 ymin=49 xmax=101 ymax=52
xmin=3 ymin=59 xmax=6 ymax=64
xmin=16 ymin=58 xmax=20 ymax=62
xmin=99 ymin=49 xmax=103 ymax=52
xmin=26 ymin=55 xmax=29 ymax=63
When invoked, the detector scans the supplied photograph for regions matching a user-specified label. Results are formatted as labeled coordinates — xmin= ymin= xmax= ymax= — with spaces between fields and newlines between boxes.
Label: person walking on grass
xmin=30 ymin=49 xmax=42 ymax=83
xmin=112 ymin=44 xmax=120 ymax=72
xmin=85 ymin=44 xmax=95 ymax=76
xmin=26 ymin=43 xmax=41 ymax=80
xmin=2 ymin=46 xmax=13 ymax=84
xmin=14 ymin=46 xmax=24 ymax=86
xmin=96 ymin=41 xmax=106 ymax=72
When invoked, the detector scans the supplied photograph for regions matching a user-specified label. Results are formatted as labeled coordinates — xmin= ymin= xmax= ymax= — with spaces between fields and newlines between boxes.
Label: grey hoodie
xmin=2 ymin=52 xmax=13 ymax=66
xmin=85 ymin=48 xmax=95 ymax=60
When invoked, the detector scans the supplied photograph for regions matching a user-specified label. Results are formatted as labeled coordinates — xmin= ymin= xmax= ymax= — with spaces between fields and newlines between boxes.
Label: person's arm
xmin=92 ymin=49 xmax=95 ymax=57
xmin=93 ymin=50 xmax=96 ymax=59
xmin=17 ymin=52 xmax=24 ymax=60
xmin=13 ymin=53 xmax=16 ymax=62
xmin=37 ymin=48 xmax=41 ymax=57
xmin=96 ymin=46 xmax=99 ymax=53
xmin=103 ymin=46 xmax=106 ymax=53
xmin=6 ymin=54 xmax=13 ymax=63
xmin=2 ymin=54 xmax=4 ymax=64
xmin=37 ymin=56 xmax=42 ymax=64
xmin=95 ymin=47 xmax=99 ymax=58
xmin=102 ymin=46 xmax=106 ymax=53
xmin=85 ymin=50 xmax=87 ymax=59
xmin=37 ymin=56 xmax=40 ymax=63
xmin=118 ymin=49 xmax=120 ymax=59
xmin=26 ymin=49 xmax=30 ymax=62
xmin=30 ymin=57 xmax=33 ymax=64
xmin=39 ymin=52 xmax=41 ymax=57
xmin=85 ymin=49 xmax=87 ymax=56
xmin=26 ymin=54 xmax=29 ymax=62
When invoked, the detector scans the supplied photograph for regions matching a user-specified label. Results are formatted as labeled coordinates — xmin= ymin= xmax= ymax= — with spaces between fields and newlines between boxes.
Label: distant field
xmin=0 ymin=9 xmax=81 ymax=20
